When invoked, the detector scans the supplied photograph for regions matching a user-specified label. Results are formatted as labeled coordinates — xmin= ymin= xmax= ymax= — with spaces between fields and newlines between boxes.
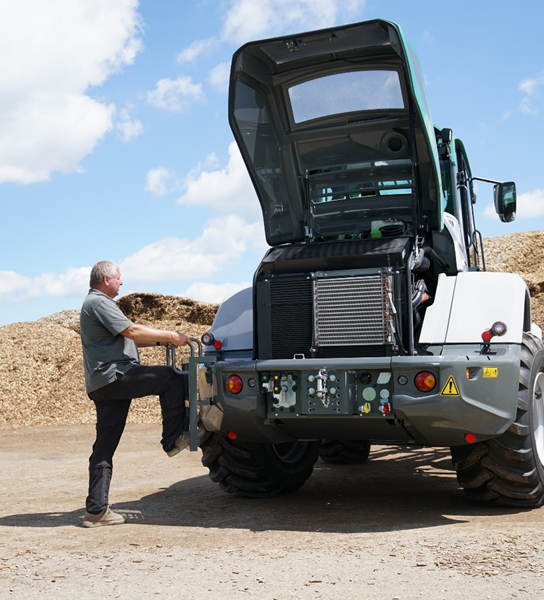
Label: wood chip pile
xmin=1 ymin=231 xmax=543 ymax=429
xmin=0 ymin=293 xmax=218 ymax=428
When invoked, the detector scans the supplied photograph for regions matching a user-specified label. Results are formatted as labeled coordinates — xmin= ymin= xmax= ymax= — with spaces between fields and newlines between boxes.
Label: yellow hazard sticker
xmin=441 ymin=375 xmax=460 ymax=396
xmin=483 ymin=367 xmax=498 ymax=378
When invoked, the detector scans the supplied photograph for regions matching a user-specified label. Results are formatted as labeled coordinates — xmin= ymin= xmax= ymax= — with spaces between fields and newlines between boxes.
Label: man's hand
xmin=171 ymin=332 xmax=190 ymax=347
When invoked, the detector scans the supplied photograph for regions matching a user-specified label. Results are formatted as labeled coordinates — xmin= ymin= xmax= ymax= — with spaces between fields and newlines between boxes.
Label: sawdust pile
xmin=1 ymin=231 xmax=544 ymax=428
xmin=0 ymin=294 xmax=218 ymax=427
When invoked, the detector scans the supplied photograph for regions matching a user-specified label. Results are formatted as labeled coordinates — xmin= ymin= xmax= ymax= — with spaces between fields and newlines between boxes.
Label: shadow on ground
xmin=0 ymin=446 xmax=528 ymax=533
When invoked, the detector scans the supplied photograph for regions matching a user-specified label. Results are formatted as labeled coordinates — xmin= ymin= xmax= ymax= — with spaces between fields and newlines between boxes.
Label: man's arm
xmin=120 ymin=323 xmax=190 ymax=347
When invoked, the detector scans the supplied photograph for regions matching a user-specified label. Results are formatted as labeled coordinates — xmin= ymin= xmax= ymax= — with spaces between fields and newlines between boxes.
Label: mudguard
xmin=206 ymin=287 xmax=253 ymax=352
xmin=420 ymin=272 xmax=535 ymax=345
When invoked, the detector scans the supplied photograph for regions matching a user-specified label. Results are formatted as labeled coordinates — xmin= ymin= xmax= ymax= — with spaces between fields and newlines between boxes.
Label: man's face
xmin=104 ymin=270 xmax=123 ymax=299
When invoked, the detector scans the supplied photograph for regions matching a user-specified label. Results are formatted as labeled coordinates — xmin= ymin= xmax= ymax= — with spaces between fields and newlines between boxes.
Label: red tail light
xmin=414 ymin=371 xmax=436 ymax=392
xmin=481 ymin=330 xmax=493 ymax=343
xmin=225 ymin=374 xmax=243 ymax=394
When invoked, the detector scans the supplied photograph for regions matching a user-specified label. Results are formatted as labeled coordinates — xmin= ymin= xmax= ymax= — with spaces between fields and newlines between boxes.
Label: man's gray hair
xmin=90 ymin=261 xmax=120 ymax=287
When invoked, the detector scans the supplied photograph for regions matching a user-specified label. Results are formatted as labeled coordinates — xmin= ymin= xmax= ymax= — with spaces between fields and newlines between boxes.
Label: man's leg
xmin=86 ymin=397 xmax=131 ymax=514
xmin=103 ymin=365 xmax=186 ymax=453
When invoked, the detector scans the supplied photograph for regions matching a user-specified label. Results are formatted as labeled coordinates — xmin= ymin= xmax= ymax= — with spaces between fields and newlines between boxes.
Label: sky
xmin=1 ymin=0 xmax=543 ymax=326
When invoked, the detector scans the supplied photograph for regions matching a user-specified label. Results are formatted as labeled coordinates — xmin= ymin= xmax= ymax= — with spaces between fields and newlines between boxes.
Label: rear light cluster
xmin=414 ymin=371 xmax=436 ymax=392
xmin=201 ymin=332 xmax=223 ymax=350
xmin=481 ymin=321 xmax=507 ymax=343
xmin=225 ymin=374 xmax=243 ymax=394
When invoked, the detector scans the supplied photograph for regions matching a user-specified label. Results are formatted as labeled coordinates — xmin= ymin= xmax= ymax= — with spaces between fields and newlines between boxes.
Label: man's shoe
xmin=167 ymin=428 xmax=205 ymax=457
xmin=82 ymin=507 xmax=125 ymax=528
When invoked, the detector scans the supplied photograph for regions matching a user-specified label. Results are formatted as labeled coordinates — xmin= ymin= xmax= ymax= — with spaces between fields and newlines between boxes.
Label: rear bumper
xmin=198 ymin=344 xmax=521 ymax=447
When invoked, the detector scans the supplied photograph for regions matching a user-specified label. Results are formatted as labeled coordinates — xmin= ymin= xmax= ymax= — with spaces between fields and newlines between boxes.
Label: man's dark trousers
xmin=86 ymin=364 xmax=186 ymax=514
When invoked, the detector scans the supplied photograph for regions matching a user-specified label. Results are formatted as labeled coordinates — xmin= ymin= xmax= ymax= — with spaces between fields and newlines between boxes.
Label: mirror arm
xmin=471 ymin=176 xmax=504 ymax=185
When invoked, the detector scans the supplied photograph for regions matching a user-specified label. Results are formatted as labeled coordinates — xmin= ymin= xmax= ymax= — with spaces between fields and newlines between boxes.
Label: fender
xmin=206 ymin=287 xmax=253 ymax=351
xmin=420 ymin=271 xmax=536 ymax=345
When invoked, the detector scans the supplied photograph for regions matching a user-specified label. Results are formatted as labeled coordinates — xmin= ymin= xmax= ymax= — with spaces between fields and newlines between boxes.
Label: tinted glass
xmin=289 ymin=70 xmax=404 ymax=123
xmin=232 ymin=80 xmax=302 ymax=243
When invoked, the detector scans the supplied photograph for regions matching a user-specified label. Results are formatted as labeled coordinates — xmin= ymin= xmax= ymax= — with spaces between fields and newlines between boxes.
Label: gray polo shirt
xmin=80 ymin=288 xmax=140 ymax=393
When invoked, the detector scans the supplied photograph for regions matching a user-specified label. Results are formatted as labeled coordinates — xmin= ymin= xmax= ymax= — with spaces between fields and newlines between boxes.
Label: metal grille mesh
xmin=270 ymin=278 xmax=313 ymax=358
xmin=314 ymin=275 xmax=392 ymax=346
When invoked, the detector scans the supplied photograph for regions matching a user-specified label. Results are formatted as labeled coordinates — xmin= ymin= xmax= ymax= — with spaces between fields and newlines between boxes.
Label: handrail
xmin=165 ymin=338 xmax=216 ymax=451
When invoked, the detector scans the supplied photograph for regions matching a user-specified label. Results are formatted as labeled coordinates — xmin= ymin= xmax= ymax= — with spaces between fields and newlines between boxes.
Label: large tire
xmin=319 ymin=439 xmax=371 ymax=464
xmin=451 ymin=332 xmax=544 ymax=507
xmin=200 ymin=433 xmax=320 ymax=498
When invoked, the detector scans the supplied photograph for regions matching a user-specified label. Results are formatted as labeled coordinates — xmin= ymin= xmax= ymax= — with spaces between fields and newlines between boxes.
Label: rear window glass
xmin=288 ymin=70 xmax=404 ymax=123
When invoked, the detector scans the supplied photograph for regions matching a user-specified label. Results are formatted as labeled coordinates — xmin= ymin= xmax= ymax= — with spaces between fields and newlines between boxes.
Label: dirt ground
xmin=2 ymin=424 xmax=544 ymax=600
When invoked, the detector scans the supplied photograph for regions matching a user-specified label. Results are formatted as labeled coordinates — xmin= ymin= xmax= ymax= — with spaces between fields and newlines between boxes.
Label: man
xmin=80 ymin=260 xmax=192 ymax=528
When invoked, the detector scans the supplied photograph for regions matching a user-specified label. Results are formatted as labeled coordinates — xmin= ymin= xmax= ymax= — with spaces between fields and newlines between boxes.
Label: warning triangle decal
xmin=440 ymin=375 xmax=460 ymax=396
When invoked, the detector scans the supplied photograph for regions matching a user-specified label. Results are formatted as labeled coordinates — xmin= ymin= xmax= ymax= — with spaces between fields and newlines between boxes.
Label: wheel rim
xmin=533 ymin=372 xmax=544 ymax=464
xmin=272 ymin=441 xmax=309 ymax=464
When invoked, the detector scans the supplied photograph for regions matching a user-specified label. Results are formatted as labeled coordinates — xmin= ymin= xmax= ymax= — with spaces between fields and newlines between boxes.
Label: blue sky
xmin=1 ymin=0 xmax=543 ymax=325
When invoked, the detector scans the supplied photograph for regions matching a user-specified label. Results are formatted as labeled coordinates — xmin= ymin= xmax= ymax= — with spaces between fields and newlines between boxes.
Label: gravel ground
xmin=1 ymin=424 xmax=544 ymax=600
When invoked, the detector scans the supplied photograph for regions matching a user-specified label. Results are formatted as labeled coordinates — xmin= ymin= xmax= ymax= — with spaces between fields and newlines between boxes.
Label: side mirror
xmin=493 ymin=181 xmax=516 ymax=223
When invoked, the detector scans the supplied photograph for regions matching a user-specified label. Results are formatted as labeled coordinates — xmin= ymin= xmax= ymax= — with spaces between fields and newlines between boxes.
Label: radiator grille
xmin=314 ymin=275 xmax=393 ymax=346
xmin=270 ymin=278 xmax=313 ymax=358
xmin=264 ymin=273 xmax=395 ymax=359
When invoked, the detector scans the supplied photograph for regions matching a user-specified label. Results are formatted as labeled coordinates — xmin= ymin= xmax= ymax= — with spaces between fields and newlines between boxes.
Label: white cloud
xmin=33 ymin=268 xmax=90 ymax=298
xmin=120 ymin=216 xmax=265 ymax=283
xmin=221 ymin=0 xmax=366 ymax=45
xmin=183 ymin=281 xmax=251 ymax=304
xmin=0 ymin=215 xmax=267 ymax=302
xmin=178 ymin=141 xmax=259 ymax=217
xmin=0 ymin=267 xmax=89 ymax=302
xmin=145 ymin=167 xmax=175 ymax=196
xmin=0 ymin=0 xmax=142 ymax=184
xmin=519 ymin=77 xmax=542 ymax=96
xmin=146 ymin=76 xmax=205 ymax=112
xmin=519 ymin=72 xmax=544 ymax=115
xmin=483 ymin=187 xmax=544 ymax=220
xmin=517 ymin=188 xmax=544 ymax=219
xmin=209 ymin=62 xmax=231 ymax=93
xmin=116 ymin=106 xmax=144 ymax=142
xmin=177 ymin=38 xmax=217 ymax=63
xmin=0 ymin=271 xmax=33 ymax=298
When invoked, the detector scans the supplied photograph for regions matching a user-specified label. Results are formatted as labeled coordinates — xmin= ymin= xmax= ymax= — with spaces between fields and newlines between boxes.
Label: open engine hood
xmin=229 ymin=19 xmax=444 ymax=246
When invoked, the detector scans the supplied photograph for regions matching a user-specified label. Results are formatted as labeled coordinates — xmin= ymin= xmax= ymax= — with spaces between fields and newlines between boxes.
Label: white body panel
xmin=208 ymin=287 xmax=253 ymax=351
xmin=420 ymin=271 xmax=529 ymax=344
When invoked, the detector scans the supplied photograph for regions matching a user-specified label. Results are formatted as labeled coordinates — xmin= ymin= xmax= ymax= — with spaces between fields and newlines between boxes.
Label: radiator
xmin=314 ymin=274 xmax=393 ymax=347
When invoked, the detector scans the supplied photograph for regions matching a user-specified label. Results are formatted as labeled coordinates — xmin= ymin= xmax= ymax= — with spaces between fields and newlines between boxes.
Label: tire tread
xmin=451 ymin=333 xmax=544 ymax=507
